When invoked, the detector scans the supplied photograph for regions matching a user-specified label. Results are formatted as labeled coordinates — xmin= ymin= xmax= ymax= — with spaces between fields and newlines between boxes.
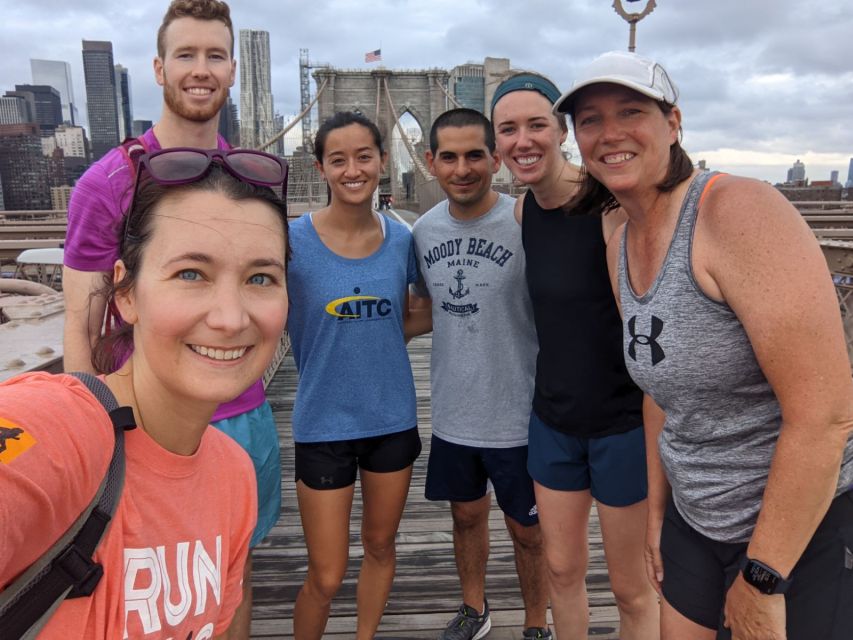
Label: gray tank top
xmin=618 ymin=171 xmax=853 ymax=543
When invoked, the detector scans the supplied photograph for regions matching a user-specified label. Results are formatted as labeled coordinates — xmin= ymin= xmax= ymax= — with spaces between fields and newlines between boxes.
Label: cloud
xmin=1 ymin=0 xmax=850 ymax=183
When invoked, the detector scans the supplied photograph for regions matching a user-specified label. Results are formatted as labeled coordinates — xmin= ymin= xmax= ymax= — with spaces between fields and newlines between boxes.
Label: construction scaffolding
xmin=299 ymin=49 xmax=313 ymax=153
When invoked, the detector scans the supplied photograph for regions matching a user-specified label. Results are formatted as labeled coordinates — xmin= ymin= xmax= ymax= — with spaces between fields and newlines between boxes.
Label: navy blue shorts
xmin=294 ymin=427 xmax=421 ymax=490
xmin=425 ymin=435 xmax=538 ymax=527
xmin=661 ymin=491 xmax=853 ymax=638
xmin=526 ymin=411 xmax=647 ymax=507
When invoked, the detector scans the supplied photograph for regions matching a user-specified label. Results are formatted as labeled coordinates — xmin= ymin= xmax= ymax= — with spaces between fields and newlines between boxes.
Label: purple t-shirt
xmin=64 ymin=128 xmax=265 ymax=421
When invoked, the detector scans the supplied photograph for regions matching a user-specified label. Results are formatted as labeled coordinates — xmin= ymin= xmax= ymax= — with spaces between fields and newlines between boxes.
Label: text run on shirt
xmin=123 ymin=535 xmax=222 ymax=639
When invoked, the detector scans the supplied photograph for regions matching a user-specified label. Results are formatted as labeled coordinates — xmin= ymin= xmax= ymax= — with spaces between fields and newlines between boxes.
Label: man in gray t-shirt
xmin=411 ymin=109 xmax=548 ymax=640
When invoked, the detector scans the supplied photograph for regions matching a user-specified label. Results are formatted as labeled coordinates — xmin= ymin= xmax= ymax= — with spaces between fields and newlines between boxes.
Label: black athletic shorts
xmin=660 ymin=490 xmax=853 ymax=639
xmin=425 ymin=434 xmax=538 ymax=526
xmin=294 ymin=427 xmax=421 ymax=490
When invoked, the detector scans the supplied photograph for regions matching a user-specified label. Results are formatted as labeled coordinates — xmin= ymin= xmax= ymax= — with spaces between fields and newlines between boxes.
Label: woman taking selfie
xmin=287 ymin=111 xmax=421 ymax=639
xmin=0 ymin=148 xmax=290 ymax=639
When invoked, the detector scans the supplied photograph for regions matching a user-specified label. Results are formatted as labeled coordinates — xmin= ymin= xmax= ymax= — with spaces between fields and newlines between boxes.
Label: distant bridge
xmin=256 ymin=67 xmax=462 ymax=214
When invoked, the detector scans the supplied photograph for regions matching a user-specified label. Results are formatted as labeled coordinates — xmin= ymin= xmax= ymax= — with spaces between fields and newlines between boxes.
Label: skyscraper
xmin=448 ymin=57 xmax=510 ymax=115
xmin=218 ymin=90 xmax=239 ymax=146
xmin=0 ymin=123 xmax=52 ymax=210
xmin=52 ymin=124 xmax=90 ymax=183
xmin=115 ymin=64 xmax=133 ymax=140
xmin=82 ymin=40 xmax=120 ymax=160
xmin=13 ymin=85 xmax=63 ymax=133
xmin=53 ymin=125 xmax=88 ymax=159
xmin=449 ymin=63 xmax=486 ymax=112
xmin=787 ymin=159 xmax=805 ymax=184
xmin=30 ymin=59 xmax=78 ymax=125
xmin=0 ymin=95 xmax=31 ymax=124
xmin=846 ymin=158 xmax=853 ymax=189
xmin=239 ymin=29 xmax=276 ymax=149
xmin=131 ymin=119 xmax=153 ymax=137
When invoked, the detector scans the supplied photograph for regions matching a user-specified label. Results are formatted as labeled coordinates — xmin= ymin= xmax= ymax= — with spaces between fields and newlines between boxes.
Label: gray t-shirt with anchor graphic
xmin=412 ymin=192 xmax=537 ymax=447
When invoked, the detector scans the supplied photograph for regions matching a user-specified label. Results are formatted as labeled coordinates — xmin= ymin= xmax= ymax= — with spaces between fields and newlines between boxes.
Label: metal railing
xmin=821 ymin=241 xmax=853 ymax=365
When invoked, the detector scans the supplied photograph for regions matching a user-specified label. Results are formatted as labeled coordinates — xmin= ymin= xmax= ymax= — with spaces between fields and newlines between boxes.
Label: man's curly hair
xmin=157 ymin=0 xmax=234 ymax=58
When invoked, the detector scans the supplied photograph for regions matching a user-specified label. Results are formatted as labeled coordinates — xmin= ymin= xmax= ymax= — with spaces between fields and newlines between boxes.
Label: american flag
xmin=365 ymin=49 xmax=382 ymax=63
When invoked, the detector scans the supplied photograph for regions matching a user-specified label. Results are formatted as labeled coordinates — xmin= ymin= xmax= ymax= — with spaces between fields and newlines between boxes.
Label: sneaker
xmin=522 ymin=627 xmax=552 ymax=640
xmin=440 ymin=599 xmax=491 ymax=640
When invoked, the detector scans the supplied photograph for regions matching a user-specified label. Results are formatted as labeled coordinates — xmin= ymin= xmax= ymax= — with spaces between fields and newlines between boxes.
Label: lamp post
xmin=612 ymin=0 xmax=657 ymax=52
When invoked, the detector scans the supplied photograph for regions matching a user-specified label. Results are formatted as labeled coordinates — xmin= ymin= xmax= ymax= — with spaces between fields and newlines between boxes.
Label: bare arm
xmin=513 ymin=192 xmax=524 ymax=225
xmin=702 ymin=177 xmax=853 ymax=571
xmin=698 ymin=178 xmax=853 ymax=634
xmin=62 ymin=266 xmax=109 ymax=373
xmin=404 ymin=290 xmax=433 ymax=341
xmin=605 ymin=219 xmax=670 ymax=591
xmin=642 ymin=394 xmax=669 ymax=594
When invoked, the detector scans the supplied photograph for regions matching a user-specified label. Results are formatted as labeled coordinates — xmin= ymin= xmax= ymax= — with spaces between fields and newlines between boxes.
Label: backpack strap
xmin=0 ymin=373 xmax=136 ymax=640
xmin=119 ymin=135 xmax=150 ymax=177
xmin=106 ymin=136 xmax=150 ymax=340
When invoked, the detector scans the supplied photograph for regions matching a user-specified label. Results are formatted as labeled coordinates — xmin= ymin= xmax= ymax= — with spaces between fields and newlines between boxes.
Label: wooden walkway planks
xmin=250 ymin=334 xmax=622 ymax=639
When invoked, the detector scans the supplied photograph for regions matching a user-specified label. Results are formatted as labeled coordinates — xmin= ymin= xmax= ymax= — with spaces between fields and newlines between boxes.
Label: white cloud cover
xmin=2 ymin=0 xmax=851 ymax=183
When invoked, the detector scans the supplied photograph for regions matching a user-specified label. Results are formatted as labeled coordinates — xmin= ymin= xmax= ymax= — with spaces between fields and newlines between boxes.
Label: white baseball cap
xmin=554 ymin=51 xmax=679 ymax=115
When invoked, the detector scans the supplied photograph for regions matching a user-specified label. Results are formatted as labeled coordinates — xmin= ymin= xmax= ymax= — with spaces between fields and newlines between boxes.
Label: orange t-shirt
xmin=0 ymin=372 xmax=257 ymax=639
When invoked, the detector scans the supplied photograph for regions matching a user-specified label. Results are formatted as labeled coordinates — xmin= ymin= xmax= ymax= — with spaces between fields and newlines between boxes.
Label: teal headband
xmin=490 ymin=73 xmax=562 ymax=115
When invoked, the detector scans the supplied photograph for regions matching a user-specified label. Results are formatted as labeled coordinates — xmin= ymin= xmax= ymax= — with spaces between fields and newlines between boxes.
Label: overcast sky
xmin=2 ymin=0 xmax=851 ymax=183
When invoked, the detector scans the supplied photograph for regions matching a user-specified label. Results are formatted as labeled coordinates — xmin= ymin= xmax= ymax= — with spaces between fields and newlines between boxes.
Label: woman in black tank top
xmin=556 ymin=51 xmax=853 ymax=640
xmin=491 ymin=73 xmax=658 ymax=640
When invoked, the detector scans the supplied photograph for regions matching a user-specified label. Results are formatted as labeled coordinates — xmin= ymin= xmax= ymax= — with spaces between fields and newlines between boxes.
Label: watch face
xmin=741 ymin=558 xmax=791 ymax=595
xmin=744 ymin=561 xmax=779 ymax=595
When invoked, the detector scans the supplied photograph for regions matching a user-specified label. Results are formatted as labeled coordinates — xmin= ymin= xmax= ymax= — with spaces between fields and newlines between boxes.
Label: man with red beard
xmin=61 ymin=2 xmax=279 ymax=637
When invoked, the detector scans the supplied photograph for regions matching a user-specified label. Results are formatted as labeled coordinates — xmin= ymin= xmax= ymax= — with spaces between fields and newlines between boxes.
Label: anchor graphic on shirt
xmin=448 ymin=269 xmax=470 ymax=300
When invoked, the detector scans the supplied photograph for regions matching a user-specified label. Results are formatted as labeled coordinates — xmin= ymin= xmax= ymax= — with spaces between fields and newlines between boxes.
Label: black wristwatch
xmin=739 ymin=556 xmax=792 ymax=595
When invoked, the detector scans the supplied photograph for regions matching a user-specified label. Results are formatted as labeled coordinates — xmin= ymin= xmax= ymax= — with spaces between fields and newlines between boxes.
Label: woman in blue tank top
xmin=286 ymin=112 xmax=424 ymax=639
xmin=492 ymin=74 xmax=659 ymax=639
xmin=556 ymin=51 xmax=853 ymax=640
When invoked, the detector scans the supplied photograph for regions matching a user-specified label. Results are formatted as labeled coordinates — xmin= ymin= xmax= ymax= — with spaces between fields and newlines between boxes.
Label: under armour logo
xmin=627 ymin=315 xmax=666 ymax=365
xmin=319 ymin=475 xmax=334 ymax=486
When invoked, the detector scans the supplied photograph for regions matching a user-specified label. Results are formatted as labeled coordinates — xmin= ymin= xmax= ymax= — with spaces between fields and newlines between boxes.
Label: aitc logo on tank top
xmin=325 ymin=287 xmax=393 ymax=322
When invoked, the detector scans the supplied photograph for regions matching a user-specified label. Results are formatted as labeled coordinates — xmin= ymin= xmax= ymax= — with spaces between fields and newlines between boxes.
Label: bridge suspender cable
xmin=257 ymin=78 xmax=329 ymax=152
xmin=434 ymin=76 xmax=462 ymax=109
xmin=382 ymin=77 xmax=432 ymax=181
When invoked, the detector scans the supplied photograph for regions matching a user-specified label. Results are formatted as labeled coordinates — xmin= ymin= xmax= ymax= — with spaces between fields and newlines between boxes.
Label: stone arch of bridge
xmin=313 ymin=67 xmax=450 ymax=208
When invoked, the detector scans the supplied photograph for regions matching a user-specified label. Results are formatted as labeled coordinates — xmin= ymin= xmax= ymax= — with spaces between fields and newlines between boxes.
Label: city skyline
xmin=1 ymin=0 xmax=851 ymax=182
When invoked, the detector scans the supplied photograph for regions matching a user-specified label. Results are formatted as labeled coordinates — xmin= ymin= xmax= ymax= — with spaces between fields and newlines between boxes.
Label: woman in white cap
xmin=554 ymin=50 xmax=853 ymax=639
xmin=491 ymin=75 xmax=660 ymax=639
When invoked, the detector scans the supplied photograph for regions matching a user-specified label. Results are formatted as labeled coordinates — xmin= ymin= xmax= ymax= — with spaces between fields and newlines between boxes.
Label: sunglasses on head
xmin=122 ymin=147 xmax=288 ymax=249
xmin=137 ymin=147 xmax=288 ymax=187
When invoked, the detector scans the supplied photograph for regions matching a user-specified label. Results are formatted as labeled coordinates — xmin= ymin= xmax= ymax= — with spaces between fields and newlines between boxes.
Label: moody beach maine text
xmin=1 ymin=0 xmax=852 ymax=638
